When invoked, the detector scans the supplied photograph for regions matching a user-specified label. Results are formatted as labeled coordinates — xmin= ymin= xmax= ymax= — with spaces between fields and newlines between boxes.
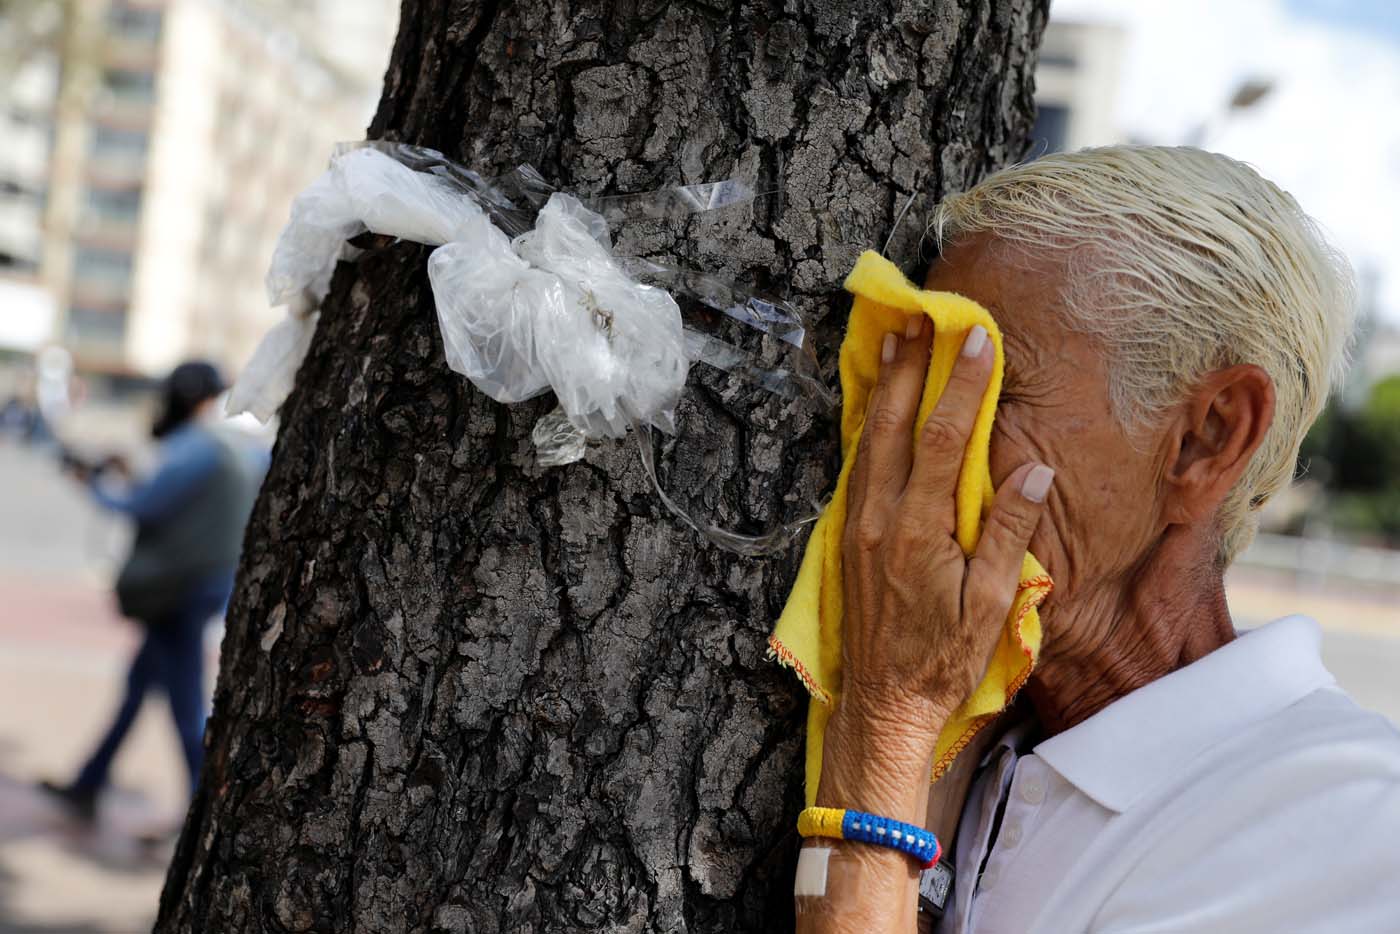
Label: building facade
xmin=0 ymin=11 xmax=62 ymax=354
xmin=41 ymin=0 xmax=395 ymax=379
xmin=1030 ymin=20 xmax=1125 ymax=156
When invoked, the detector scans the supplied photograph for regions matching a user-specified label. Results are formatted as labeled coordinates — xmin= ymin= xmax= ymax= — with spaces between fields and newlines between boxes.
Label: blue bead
xmin=840 ymin=810 xmax=938 ymax=865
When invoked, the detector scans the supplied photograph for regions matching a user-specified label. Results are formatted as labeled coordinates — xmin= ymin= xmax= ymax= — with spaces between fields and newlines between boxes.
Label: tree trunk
xmin=156 ymin=1 xmax=1045 ymax=930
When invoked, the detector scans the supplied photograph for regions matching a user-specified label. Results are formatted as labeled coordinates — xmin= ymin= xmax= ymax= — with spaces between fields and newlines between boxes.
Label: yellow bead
xmin=797 ymin=806 xmax=847 ymax=840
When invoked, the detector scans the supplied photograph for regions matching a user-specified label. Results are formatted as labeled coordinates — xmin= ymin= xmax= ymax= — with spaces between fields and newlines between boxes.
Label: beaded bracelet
xmin=797 ymin=806 xmax=942 ymax=869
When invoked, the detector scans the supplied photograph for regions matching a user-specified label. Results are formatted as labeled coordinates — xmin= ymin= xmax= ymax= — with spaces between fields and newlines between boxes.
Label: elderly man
xmin=795 ymin=146 xmax=1400 ymax=932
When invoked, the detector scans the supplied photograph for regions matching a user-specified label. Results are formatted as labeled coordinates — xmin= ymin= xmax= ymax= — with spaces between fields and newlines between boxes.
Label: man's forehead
xmin=925 ymin=235 xmax=1062 ymax=360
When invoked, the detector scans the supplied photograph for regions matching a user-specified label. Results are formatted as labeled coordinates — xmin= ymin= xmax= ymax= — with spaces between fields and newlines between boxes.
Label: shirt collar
xmin=979 ymin=716 xmax=1038 ymax=768
xmin=1032 ymin=615 xmax=1336 ymax=813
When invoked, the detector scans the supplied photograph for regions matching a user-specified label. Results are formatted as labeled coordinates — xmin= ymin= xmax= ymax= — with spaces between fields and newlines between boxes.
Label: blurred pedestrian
xmin=0 ymin=393 xmax=38 ymax=440
xmin=0 ymin=378 xmax=53 ymax=447
xmin=40 ymin=360 xmax=267 ymax=822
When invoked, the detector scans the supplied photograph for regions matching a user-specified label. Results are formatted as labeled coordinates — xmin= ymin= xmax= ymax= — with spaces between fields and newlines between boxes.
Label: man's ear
xmin=1161 ymin=364 xmax=1276 ymax=524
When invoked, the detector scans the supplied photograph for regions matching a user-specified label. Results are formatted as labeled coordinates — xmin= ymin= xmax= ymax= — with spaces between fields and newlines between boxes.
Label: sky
xmin=1051 ymin=0 xmax=1400 ymax=325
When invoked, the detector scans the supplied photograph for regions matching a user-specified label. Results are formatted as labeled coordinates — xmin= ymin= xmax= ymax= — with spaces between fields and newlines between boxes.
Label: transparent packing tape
xmin=623 ymin=257 xmax=835 ymax=407
xmin=344 ymin=140 xmax=763 ymax=234
xmin=232 ymin=141 xmax=834 ymax=555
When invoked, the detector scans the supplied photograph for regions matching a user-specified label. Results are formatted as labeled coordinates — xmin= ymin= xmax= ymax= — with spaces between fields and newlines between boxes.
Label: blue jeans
xmin=73 ymin=573 xmax=232 ymax=796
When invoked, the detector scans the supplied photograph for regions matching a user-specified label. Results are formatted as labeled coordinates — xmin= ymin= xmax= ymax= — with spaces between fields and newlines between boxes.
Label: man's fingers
xmin=849 ymin=316 xmax=932 ymax=528
xmin=966 ymin=462 xmax=1054 ymax=618
xmin=903 ymin=325 xmax=994 ymax=526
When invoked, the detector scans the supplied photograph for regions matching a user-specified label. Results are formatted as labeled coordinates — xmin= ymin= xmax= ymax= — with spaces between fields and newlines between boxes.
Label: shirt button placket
xmin=980 ymin=767 xmax=1044 ymax=899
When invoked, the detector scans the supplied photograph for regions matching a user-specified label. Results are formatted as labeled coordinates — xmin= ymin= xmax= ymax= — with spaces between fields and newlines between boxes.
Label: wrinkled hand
xmin=818 ymin=316 xmax=1053 ymax=816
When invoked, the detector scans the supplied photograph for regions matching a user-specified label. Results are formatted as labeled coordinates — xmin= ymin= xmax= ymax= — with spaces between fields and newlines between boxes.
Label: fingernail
xmin=906 ymin=315 xmax=923 ymax=339
xmin=1021 ymin=464 xmax=1055 ymax=503
xmin=961 ymin=325 xmax=988 ymax=358
xmin=882 ymin=333 xmax=897 ymax=363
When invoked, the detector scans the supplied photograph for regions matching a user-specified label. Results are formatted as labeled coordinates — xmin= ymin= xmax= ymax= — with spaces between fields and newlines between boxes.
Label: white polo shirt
xmin=938 ymin=615 xmax=1400 ymax=933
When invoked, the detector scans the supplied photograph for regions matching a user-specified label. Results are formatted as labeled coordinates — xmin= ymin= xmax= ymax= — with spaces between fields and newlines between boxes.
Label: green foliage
xmin=1300 ymin=375 xmax=1400 ymax=542
xmin=1331 ymin=490 xmax=1400 ymax=540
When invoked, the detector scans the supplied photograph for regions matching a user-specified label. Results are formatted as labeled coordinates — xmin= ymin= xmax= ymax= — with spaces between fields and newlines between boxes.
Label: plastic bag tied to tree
xmin=231 ymin=143 xmax=832 ymax=554
xmin=242 ymin=146 xmax=687 ymax=441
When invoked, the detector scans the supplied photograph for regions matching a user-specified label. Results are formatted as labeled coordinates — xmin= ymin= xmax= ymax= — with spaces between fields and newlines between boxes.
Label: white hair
xmin=929 ymin=145 xmax=1356 ymax=565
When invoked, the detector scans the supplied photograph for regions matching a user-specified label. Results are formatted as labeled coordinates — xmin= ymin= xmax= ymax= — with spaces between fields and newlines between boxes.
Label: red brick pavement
xmin=0 ymin=572 xmax=138 ymax=656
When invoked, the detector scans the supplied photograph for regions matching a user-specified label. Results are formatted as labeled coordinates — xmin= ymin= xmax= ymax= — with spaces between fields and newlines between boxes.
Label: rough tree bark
xmin=156 ymin=2 xmax=1045 ymax=931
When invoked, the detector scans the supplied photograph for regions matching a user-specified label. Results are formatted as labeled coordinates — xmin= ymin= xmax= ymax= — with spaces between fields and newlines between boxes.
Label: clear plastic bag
xmin=224 ymin=312 xmax=318 ymax=422
xmin=263 ymin=167 xmax=363 ymax=309
xmin=428 ymin=192 xmax=687 ymax=433
xmin=237 ymin=141 xmax=834 ymax=556
xmin=512 ymin=193 xmax=687 ymax=438
xmin=426 ymin=221 xmax=559 ymax=404
xmin=266 ymin=147 xmax=488 ymax=306
xmin=242 ymin=148 xmax=506 ymax=422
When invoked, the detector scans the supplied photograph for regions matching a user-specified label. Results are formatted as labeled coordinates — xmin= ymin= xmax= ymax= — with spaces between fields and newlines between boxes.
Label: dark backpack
xmin=115 ymin=428 xmax=261 ymax=624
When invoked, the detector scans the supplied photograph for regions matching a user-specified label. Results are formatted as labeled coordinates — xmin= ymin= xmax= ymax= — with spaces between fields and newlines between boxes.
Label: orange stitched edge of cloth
xmin=768 ymin=634 xmax=833 ymax=707
xmin=769 ymin=250 xmax=1055 ymax=807
xmin=930 ymin=574 xmax=1053 ymax=778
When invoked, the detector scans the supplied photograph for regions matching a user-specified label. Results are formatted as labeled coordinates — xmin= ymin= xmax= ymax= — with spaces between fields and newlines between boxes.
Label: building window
xmin=1039 ymin=49 xmax=1078 ymax=69
xmin=1030 ymin=103 xmax=1071 ymax=156
xmin=108 ymin=4 xmax=163 ymax=42
xmin=6 ymin=103 xmax=48 ymax=128
xmin=90 ymin=126 xmax=149 ymax=162
xmin=103 ymin=68 xmax=157 ymax=103
xmin=0 ymin=179 xmax=39 ymax=198
xmin=72 ymin=246 xmax=133 ymax=291
xmin=86 ymin=187 xmax=143 ymax=224
xmin=67 ymin=307 xmax=128 ymax=343
xmin=0 ymin=251 xmax=39 ymax=273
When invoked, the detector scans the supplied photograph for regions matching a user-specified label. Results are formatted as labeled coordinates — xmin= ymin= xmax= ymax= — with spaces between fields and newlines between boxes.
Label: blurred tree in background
xmin=1297 ymin=374 xmax=1400 ymax=544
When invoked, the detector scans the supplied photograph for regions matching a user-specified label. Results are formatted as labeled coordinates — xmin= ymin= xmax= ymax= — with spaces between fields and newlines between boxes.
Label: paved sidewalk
xmin=0 ymin=776 xmax=174 ymax=934
xmin=0 ymin=572 xmax=188 ymax=934
xmin=0 ymin=443 xmax=186 ymax=933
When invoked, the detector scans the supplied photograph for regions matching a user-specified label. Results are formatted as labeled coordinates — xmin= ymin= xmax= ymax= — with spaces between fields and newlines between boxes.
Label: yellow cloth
xmin=770 ymin=250 xmax=1053 ymax=806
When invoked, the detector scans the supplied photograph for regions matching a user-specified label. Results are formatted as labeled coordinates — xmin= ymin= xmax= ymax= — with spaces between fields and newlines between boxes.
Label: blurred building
xmin=1031 ymin=20 xmax=1125 ymax=155
xmin=0 ymin=44 xmax=57 ymax=278
xmin=0 ymin=10 xmax=62 ymax=357
xmin=34 ymin=0 xmax=396 ymax=381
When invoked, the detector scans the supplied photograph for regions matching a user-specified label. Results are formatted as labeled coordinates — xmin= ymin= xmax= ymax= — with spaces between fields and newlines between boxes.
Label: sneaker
xmin=37 ymin=780 xmax=97 ymax=822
